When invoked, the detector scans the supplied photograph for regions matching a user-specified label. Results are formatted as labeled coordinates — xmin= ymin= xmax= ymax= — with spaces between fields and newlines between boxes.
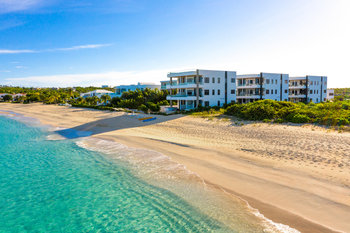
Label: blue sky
xmin=0 ymin=0 xmax=349 ymax=87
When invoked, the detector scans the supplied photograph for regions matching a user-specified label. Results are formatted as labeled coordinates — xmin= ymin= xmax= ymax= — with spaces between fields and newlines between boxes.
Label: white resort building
xmin=289 ymin=76 xmax=327 ymax=103
xmin=236 ymin=73 xmax=289 ymax=104
xmin=166 ymin=69 xmax=328 ymax=110
xmin=166 ymin=69 xmax=237 ymax=110
xmin=80 ymin=89 xmax=113 ymax=98
xmin=114 ymin=82 xmax=161 ymax=97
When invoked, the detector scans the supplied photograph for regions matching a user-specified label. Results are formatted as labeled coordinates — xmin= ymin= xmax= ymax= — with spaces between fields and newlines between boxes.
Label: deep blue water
xmin=0 ymin=116 xmax=233 ymax=232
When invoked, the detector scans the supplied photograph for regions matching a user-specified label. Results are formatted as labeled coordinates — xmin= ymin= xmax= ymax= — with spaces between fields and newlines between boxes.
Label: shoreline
xmin=1 ymin=103 xmax=349 ymax=233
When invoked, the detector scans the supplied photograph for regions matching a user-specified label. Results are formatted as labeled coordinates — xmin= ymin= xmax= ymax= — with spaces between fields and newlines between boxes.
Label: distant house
xmin=0 ymin=93 xmax=11 ymax=100
xmin=0 ymin=93 xmax=26 ymax=101
xmin=114 ymin=82 xmax=161 ymax=97
xmin=80 ymin=89 xmax=113 ymax=98
xmin=327 ymin=89 xmax=335 ymax=101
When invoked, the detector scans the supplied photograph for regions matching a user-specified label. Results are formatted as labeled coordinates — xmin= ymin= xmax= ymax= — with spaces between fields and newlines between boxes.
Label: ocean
xmin=0 ymin=114 xmax=296 ymax=232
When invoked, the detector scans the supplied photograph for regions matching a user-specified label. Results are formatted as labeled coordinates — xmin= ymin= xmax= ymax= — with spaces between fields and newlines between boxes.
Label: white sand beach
xmin=1 ymin=103 xmax=349 ymax=233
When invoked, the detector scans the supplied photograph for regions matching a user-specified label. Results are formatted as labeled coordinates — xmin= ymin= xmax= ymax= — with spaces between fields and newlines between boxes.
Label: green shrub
xmin=288 ymin=113 xmax=310 ymax=123
xmin=138 ymin=104 xmax=149 ymax=113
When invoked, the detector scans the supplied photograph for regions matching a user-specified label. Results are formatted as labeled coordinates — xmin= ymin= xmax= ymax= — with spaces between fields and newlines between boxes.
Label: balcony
xmin=167 ymin=81 xmax=203 ymax=89
xmin=236 ymin=93 xmax=262 ymax=99
xmin=167 ymin=93 xmax=201 ymax=101
xmin=289 ymin=85 xmax=306 ymax=89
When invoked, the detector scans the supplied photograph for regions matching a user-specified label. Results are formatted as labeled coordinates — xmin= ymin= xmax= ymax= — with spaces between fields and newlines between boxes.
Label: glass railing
xmin=170 ymin=81 xmax=202 ymax=86
xmin=237 ymin=83 xmax=261 ymax=87
xmin=237 ymin=93 xmax=261 ymax=96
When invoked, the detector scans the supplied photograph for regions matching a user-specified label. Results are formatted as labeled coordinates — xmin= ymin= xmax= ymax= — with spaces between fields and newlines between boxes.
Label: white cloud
xmin=2 ymin=69 xmax=172 ymax=87
xmin=0 ymin=49 xmax=35 ymax=54
xmin=47 ymin=44 xmax=112 ymax=52
xmin=0 ymin=0 xmax=44 ymax=13
xmin=0 ymin=44 xmax=111 ymax=54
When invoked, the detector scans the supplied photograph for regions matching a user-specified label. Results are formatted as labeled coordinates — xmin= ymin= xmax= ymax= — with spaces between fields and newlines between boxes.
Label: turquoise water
xmin=0 ymin=116 xmax=235 ymax=232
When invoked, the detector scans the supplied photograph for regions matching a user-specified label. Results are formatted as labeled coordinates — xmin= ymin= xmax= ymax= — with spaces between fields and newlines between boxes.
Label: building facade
xmin=80 ymin=90 xmax=113 ymax=98
xmin=166 ymin=69 xmax=237 ymax=110
xmin=327 ymin=88 xmax=335 ymax=101
xmin=236 ymin=73 xmax=289 ymax=104
xmin=289 ymin=76 xmax=327 ymax=103
xmin=114 ymin=82 xmax=161 ymax=97
xmin=166 ymin=69 xmax=328 ymax=110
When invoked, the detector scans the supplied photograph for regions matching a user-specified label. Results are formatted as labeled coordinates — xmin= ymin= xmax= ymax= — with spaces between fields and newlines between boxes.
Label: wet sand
xmin=1 ymin=103 xmax=349 ymax=233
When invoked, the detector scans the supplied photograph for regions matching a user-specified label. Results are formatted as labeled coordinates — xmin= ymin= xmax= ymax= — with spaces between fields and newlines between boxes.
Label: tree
xmin=100 ymin=94 xmax=111 ymax=105
xmin=3 ymin=95 xmax=13 ymax=102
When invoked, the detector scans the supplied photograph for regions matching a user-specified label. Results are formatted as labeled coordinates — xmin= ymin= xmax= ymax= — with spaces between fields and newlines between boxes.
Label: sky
xmin=0 ymin=0 xmax=349 ymax=88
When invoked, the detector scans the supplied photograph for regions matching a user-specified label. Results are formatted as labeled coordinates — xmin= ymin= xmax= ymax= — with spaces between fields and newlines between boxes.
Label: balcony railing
xmin=170 ymin=81 xmax=202 ymax=86
xmin=237 ymin=93 xmax=261 ymax=96
xmin=169 ymin=93 xmax=202 ymax=98
xmin=237 ymin=83 xmax=261 ymax=87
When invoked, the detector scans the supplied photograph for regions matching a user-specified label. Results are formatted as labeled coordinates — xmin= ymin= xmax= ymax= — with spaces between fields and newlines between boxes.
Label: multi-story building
xmin=114 ymin=82 xmax=161 ymax=97
xmin=166 ymin=70 xmax=328 ymax=110
xmin=236 ymin=73 xmax=289 ymax=104
xmin=289 ymin=76 xmax=327 ymax=103
xmin=166 ymin=69 xmax=237 ymax=110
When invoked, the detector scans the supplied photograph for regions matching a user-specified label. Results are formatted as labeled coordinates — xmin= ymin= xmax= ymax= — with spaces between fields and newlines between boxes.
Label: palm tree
xmin=101 ymin=94 xmax=111 ymax=105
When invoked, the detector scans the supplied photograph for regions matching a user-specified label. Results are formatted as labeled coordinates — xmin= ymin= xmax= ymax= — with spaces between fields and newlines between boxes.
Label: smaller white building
xmin=80 ymin=90 xmax=113 ymax=98
xmin=327 ymin=89 xmax=335 ymax=101
xmin=114 ymin=82 xmax=161 ymax=97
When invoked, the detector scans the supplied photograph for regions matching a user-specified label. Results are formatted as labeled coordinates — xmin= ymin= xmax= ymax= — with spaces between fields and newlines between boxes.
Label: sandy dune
xmin=1 ymin=103 xmax=349 ymax=233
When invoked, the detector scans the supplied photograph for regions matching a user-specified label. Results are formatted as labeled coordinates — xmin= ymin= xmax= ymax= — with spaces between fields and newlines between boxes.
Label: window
xmin=205 ymin=101 xmax=209 ymax=107
xmin=316 ymin=98 xmax=319 ymax=102
xmin=231 ymin=89 xmax=235 ymax=94
xmin=285 ymin=80 xmax=288 ymax=84
xmin=217 ymin=89 xmax=220 ymax=95
xmin=218 ymin=78 xmax=220 ymax=83
xmin=317 ymin=90 xmax=319 ymax=94
xmin=310 ymin=90 xmax=313 ymax=94
xmin=205 ymin=77 xmax=209 ymax=83
xmin=212 ymin=77 xmax=215 ymax=83
xmin=324 ymin=90 xmax=326 ymax=93
xmin=275 ymin=89 xmax=278 ymax=94
xmin=324 ymin=98 xmax=326 ymax=101
xmin=212 ymin=89 xmax=215 ymax=95
xmin=284 ymin=89 xmax=288 ymax=93
xmin=204 ymin=90 xmax=209 ymax=95
xmin=217 ymin=100 xmax=220 ymax=106
xmin=266 ymin=79 xmax=270 ymax=84
xmin=266 ymin=90 xmax=270 ymax=94
xmin=271 ymin=79 xmax=274 ymax=84
xmin=231 ymin=78 xmax=235 ymax=83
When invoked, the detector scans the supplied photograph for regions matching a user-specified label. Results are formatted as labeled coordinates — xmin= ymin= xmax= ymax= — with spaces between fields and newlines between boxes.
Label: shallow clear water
xmin=0 ymin=115 xmax=296 ymax=233
xmin=0 ymin=116 xmax=234 ymax=232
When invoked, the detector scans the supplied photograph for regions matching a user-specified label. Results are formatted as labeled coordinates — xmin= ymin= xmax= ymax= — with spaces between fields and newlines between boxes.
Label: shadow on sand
xmin=55 ymin=113 xmax=183 ymax=139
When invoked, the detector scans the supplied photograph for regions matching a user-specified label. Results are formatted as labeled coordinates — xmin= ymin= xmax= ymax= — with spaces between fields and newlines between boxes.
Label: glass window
xmin=266 ymin=79 xmax=270 ymax=84
xmin=212 ymin=89 xmax=215 ymax=95
xmin=231 ymin=89 xmax=235 ymax=94
xmin=205 ymin=101 xmax=209 ymax=107
xmin=231 ymin=78 xmax=235 ymax=83
xmin=217 ymin=100 xmax=220 ymax=106
xmin=212 ymin=77 xmax=215 ymax=83
xmin=205 ymin=77 xmax=209 ymax=83
xmin=266 ymin=90 xmax=270 ymax=94
xmin=204 ymin=90 xmax=209 ymax=95
xmin=218 ymin=78 xmax=220 ymax=83
xmin=218 ymin=89 xmax=220 ymax=95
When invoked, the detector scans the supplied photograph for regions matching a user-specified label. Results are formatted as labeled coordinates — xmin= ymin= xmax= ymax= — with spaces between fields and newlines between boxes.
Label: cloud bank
xmin=2 ymin=69 xmax=170 ymax=87
xmin=0 ymin=44 xmax=112 ymax=54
